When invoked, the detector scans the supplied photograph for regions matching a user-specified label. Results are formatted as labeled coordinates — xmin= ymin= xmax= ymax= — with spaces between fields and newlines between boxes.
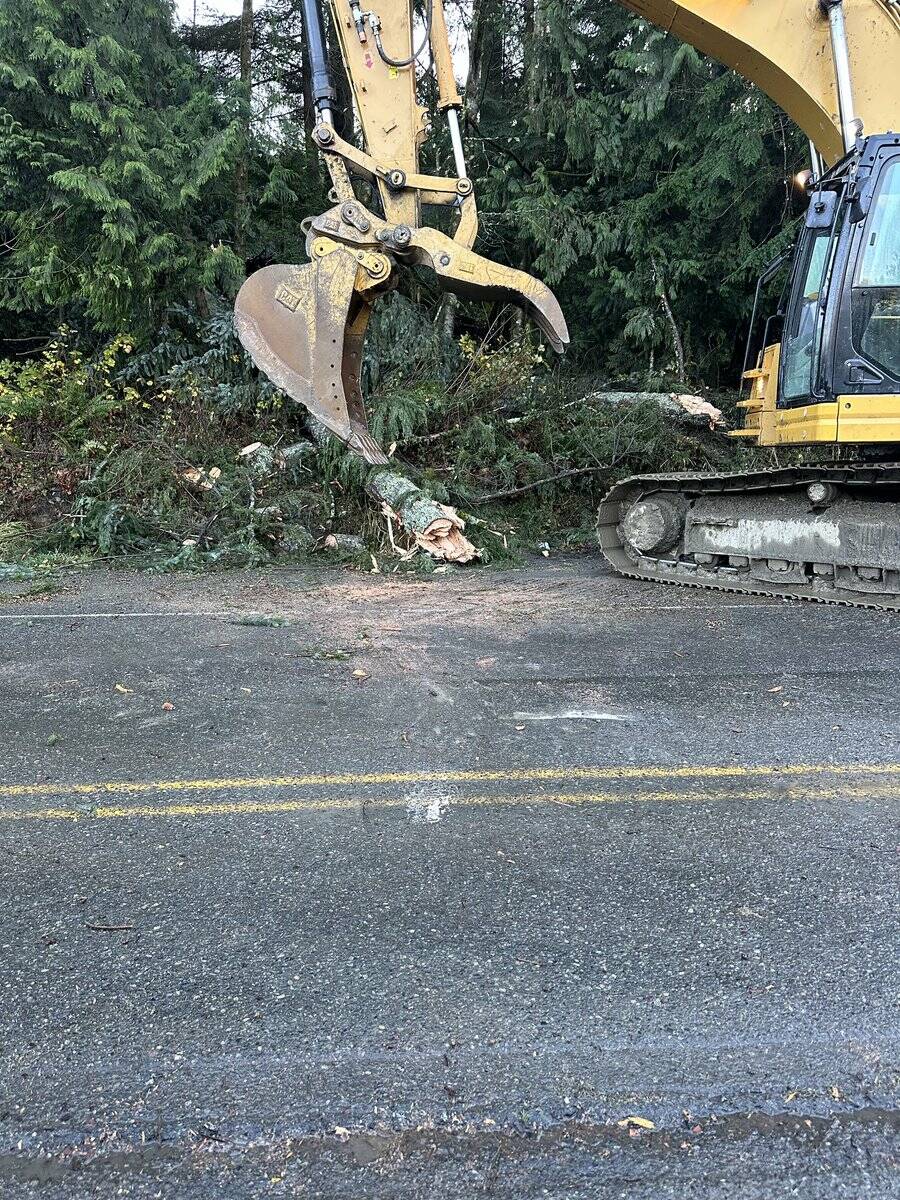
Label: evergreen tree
xmin=468 ymin=2 xmax=806 ymax=382
xmin=0 ymin=0 xmax=243 ymax=339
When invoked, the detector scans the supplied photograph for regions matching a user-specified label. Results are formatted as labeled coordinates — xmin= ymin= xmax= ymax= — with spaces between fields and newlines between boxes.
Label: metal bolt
xmin=314 ymin=124 xmax=334 ymax=146
xmin=393 ymin=224 xmax=411 ymax=246
xmin=341 ymin=202 xmax=371 ymax=233
xmin=439 ymin=254 xmax=451 ymax=267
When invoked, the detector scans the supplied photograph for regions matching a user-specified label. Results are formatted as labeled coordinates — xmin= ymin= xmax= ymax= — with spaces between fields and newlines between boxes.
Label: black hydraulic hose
xmin=372 ymin=0 xmax=433 ymax=68
xmin=301 ymin=0 xmax=337 ymax=115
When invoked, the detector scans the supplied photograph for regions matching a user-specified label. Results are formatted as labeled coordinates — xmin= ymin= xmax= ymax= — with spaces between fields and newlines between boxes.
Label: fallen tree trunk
xmin=309 ymin=419 xmax=478 ymax=563
xmin=588 ymin=391 xmax=725 ymax=429
xmin=366 ymin=470 xmax=478 ymax=563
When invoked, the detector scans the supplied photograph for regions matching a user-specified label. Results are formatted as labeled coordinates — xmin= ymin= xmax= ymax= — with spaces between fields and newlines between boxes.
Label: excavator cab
xmin=784 ymin=135 xmax=900 ymax=406
xmin=736 ymin=134 xmax=900 ymax=447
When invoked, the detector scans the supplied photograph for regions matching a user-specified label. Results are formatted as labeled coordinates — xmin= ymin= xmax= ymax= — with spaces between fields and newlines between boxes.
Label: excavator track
xmin=597 ymin=464 xmax=900 ymax=612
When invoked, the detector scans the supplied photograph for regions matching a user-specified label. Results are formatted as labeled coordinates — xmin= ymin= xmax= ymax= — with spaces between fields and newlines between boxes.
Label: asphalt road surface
xmin=0 ymin=556 xmax=897 ymax=1198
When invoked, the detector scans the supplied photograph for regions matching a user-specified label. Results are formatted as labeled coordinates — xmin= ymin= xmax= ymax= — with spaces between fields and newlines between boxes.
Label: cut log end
xmin=414 ymin=504 xmax=479 ymax=564
xmin=368 ymin=472 xmax=479 ymax=563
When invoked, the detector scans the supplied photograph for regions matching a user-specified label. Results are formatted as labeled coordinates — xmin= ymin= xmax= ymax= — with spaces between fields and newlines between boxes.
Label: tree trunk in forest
xmin=234 ymin=0 xmax=253 ymax=262
xmin=652 ymin=258 xmax=686 ymax=383
xmin=524 ymin=0 xmax=539 ymax=109
xmin=438 ymin=292 xmax=458 ymax=341
xmin=465 ymin=0 xmax=500 ymax=122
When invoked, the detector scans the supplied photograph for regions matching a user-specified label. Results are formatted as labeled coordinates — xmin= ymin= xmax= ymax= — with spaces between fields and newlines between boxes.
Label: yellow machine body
xmin=736 ymin=340 xmax=900 ymax=445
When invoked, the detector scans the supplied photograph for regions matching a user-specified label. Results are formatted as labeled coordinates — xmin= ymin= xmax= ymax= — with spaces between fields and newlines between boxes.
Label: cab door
xmin=849 ymin=155 xmax=900 ymax=384
xmin=778 ymin=222 xmax=836 ymax=406
xmin=829 ymin=141 xmax=900 ymax=399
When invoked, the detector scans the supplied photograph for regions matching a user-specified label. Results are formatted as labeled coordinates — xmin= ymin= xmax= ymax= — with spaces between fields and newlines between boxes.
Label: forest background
xmin=0 ymin=0 xmax=806 ymax=571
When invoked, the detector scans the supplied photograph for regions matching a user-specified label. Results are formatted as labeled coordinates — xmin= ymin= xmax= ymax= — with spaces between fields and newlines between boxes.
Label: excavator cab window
xmin=851 ymin=158 xmax=900 ymax=378
xmin=780 ymin=217 xmax=839 ymax=404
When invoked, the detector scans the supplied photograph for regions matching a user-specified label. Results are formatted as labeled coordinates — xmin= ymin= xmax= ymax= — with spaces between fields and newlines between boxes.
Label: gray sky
xmin=175 ymin=0 xmax=470 ymax=81
xmin=176 ymin=0 xmax=248 ymax=23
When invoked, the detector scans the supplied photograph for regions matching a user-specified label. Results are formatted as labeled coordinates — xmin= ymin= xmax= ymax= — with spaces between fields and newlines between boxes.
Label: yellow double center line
xmin=0 ymin=762 xmax=898 ymax=823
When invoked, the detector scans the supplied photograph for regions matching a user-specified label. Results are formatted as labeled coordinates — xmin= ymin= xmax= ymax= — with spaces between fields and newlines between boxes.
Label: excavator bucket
xmin=235 ymin=214 xmax=570 ymax=465
xmin=234 ymin=250 xmax=390 ymax=465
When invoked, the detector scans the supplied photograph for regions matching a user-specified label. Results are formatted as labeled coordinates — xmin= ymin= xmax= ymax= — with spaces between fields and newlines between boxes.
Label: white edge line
xmin=0 ymin=602 xmax=791 ymax=621
xmin=0 ymin=611 xmax=233 ymax=621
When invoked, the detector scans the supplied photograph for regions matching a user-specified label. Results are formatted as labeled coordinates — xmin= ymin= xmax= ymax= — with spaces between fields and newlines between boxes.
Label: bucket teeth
xmin=234 ymin=253 xmax=390 ymax=465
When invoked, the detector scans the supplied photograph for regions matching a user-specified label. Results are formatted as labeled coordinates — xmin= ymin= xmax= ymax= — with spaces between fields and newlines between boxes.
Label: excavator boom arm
xmin=619 ymin=0 xmax=900 ymax=163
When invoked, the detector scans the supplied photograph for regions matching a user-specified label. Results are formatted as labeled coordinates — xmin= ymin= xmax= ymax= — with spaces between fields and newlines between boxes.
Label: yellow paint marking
xmin=0 ymin=784 xmax=896 ymax=824
xmin=2 ymin=761 xmax=900 ymax=800
xmin=0 ymin=807 xmax=80 ymax=821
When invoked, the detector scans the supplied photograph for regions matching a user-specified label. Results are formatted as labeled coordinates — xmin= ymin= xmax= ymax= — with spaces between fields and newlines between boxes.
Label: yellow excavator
xmin=235 ymin=0 xmax=900 ymax=608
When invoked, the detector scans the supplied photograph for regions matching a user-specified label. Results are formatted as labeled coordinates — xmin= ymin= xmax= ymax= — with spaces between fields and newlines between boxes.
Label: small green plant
xmin=0 ymin=521 xmax=31 ymax=562
xmin=0 ymin=330 xmax=141 ymax=445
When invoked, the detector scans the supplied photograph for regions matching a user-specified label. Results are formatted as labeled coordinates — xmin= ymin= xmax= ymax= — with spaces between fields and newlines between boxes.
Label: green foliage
xmin=0 ymin=313 xmax=749 ymax=566
xmin=0 ymin=0 xmax=242 ymax=333
xmin=469 ymin=5 xmax=807 ymax=383
xmin=0 ymin=329 xmax=138 ymax=440
xmin=0 ymin=0 xmax=811 ymax=567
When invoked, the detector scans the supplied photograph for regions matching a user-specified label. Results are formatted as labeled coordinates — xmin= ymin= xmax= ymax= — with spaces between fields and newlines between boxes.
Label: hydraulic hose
xmin=371 ymin=0 xmax=434 ymax=68
xmin=300 ymin=0 xmax=337 ymax=119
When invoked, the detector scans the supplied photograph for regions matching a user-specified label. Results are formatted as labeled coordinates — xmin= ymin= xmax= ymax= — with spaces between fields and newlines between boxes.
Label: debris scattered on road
xmin=735 ymin=904 xmax=764 ymax=919
xmin=85 ymin=922 xmax=134 ymax=933
xmin=406 ymin=794 xmax=449 ymax=823
xmin=231 ymin=614 xmax=290 ymax=627
xmin=617 ymin=1116 xmax=656 ymax=1130
xmin=296 ymin=646 xmax=352 ymax=661
xmin=114 ymin=683 xmax=133 ymax=694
